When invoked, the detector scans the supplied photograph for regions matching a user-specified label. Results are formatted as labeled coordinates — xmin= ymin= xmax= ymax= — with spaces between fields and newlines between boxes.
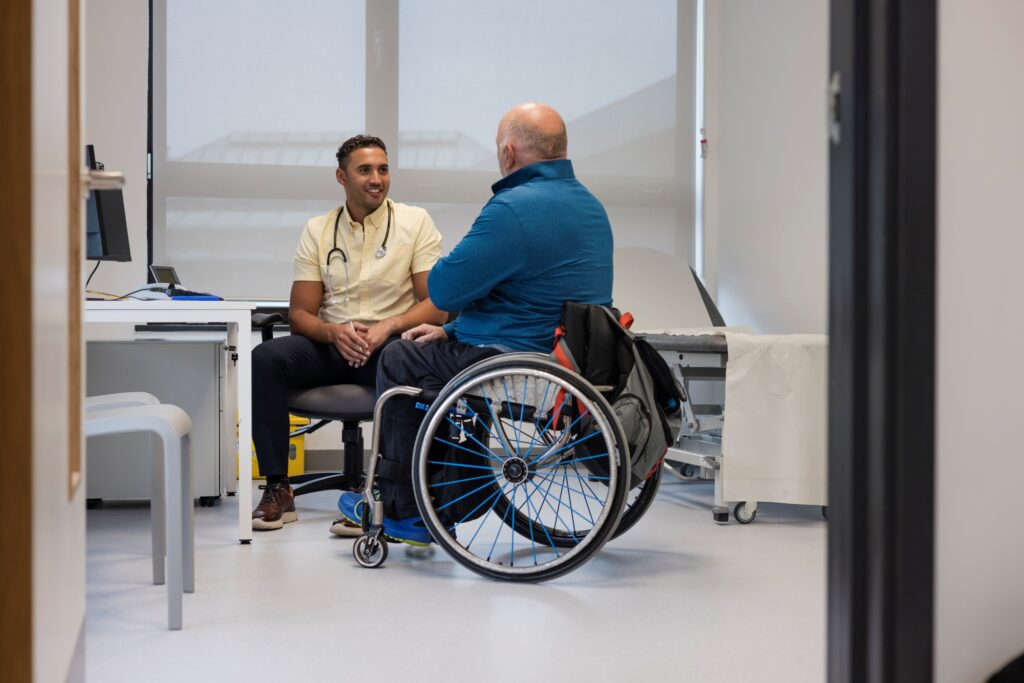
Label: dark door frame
xmin=828 ymin=0 xmax=937 ymax=681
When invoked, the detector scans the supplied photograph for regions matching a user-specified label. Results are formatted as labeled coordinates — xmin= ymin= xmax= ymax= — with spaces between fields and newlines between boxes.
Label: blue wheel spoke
xmin=443 ymin=418 xmax=503 ymax=463
xmin=465 ymin=482 xmax=514 ymax=548
xmin=568 ymin=459 xmax=597 ymax=525
xmin=436 ymin=478 xmax=502 ymax=514
xmin=517 ymin=376 xmax=529 ymax=454
xmin=519 ymin=484 xmax=544 ymax=565
xmin=429 ymin=472 xmax=501 ymax=488
xmin=529 ymin=473 xmax=610 ymax=481
xmin=427 ymin=460 xmax=501 ymax=472
xmin=434 ymin=435 xmax=502 ymax=465
xmin=509 ymin=487 xmax=516 ymax=565
xmin=458 ymin=400 xmax=507 ymax=451
xmin=498 ymin=416 xmax=540 ymax=457
xmin=570 ymin=458 xmax=606 ymax=505
xmin=526 ymin=478 xmax=584 ymax=542
xmin=520 ymin=489 xmax=561 ymax=552
xmin=501 ymin=378 xmax=519 ymax=458
xmin=534 ymin=452 xmax=611 ymax=470
xmin=528 ymin=426 xmax=605 ymax=466
xmin=522 ymin=381 xmax=554 ymax=460
xmin=488 ymin=485 xmax=517 ymax=561
xmin=532 ymin=470 xmax=608 ymax=509
xmin=514 ymin=483 xmax=560 ymax=558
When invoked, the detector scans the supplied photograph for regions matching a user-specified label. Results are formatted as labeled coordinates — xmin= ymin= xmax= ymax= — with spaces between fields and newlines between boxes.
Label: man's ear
xmin=500 ymin=143 xmax=515 ymax=173
xmin=336 ymin=167 xmax=347 ymax=188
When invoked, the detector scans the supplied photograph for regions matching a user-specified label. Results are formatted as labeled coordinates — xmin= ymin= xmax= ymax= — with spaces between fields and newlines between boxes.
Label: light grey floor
xmin=85 ymin=476 xmax=826 ymax=683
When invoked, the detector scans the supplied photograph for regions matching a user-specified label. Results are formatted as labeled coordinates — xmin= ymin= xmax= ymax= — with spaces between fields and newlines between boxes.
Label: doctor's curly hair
xmin=336 ymin=135 xmax=387 ymax=170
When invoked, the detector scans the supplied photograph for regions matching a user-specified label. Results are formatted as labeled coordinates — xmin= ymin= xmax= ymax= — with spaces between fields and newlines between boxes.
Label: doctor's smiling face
xmin=336 ymin=146 xmax=390 ymax=223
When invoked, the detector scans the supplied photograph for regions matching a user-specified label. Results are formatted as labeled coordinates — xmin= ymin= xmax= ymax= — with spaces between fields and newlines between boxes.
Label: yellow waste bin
xmin=246 ymin=415 xmax=309 ymax=479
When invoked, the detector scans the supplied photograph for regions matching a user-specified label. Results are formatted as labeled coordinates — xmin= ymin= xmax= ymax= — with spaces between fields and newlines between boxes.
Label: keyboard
xmin=169 ymin=287 xmax=222 ymax=300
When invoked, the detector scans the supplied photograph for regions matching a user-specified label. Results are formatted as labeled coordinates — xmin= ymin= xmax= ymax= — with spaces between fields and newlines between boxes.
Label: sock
xmin=266 ymin=475 xmax=290 ymax=489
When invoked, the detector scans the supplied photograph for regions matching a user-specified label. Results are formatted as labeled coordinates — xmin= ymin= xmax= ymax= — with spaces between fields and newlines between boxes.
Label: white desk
xmin=85 ymin=300 xmax=256 ymax=542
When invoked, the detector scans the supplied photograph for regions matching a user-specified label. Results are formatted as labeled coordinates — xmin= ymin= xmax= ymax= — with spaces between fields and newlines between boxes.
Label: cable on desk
xmin=85 ymin=261 xmax=101 ymax=288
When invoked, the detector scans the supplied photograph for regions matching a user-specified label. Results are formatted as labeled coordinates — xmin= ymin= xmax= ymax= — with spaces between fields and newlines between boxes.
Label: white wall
xmin=85 ymin=0 xmax=149 ymax=297
xmin=935 ymin=2 xmax=1024 ymax=680
xmin=703 ymin=0 xmax=829 ymax=334
xmin=33 ymin=0 xmax=86 ymax=679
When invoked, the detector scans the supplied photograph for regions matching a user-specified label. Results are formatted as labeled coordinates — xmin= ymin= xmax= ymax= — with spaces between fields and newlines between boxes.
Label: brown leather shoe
xmin=251 ymin=482 xmax=297 ymax=530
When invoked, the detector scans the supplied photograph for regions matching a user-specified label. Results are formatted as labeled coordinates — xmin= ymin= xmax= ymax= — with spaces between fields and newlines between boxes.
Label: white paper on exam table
xmin=639 ymin=327 xmax=828 ymax=507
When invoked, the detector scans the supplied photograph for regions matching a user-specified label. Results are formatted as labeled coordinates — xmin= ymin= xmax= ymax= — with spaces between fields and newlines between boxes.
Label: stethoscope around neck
xmin=324 ymin=201 xmax=392 ymax=305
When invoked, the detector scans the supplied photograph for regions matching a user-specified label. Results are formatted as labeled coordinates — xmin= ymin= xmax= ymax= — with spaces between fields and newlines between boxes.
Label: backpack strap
xmin=551 ymin=325 xmax=581 ymax=374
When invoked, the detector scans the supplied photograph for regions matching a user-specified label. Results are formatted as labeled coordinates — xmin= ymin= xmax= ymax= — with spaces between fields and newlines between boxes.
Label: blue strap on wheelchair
xmin=415 ymin=388 xmax=441 ymax=412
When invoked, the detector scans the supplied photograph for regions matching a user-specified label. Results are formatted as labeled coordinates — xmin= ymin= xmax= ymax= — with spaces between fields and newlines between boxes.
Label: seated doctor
xmin=251 ymin=134 xmax=446 ymax=533
xmin=336 ymin=102 xmax=614 ymax=546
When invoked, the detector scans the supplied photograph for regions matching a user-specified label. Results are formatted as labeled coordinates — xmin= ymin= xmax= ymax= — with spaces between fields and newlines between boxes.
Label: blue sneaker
xmin=337 ymin=491 xmax=367 ymax=527
xmin=337 ymin=491 xmax=438 ymax=547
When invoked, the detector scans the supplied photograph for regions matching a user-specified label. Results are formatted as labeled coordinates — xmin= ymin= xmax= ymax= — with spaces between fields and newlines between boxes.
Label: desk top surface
xmin=85 ymin=300 xmax=256 ymax=311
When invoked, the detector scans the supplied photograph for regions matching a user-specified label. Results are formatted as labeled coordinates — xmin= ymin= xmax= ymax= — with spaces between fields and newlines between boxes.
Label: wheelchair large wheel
xmin=493 ymin=454 xmax=662 ymax=548
xmin=412 ymin=355 xmax=630 ymax=582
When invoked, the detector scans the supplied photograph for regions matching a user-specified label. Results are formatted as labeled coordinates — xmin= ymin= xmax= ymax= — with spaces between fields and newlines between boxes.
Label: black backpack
xmin=553 ymin=302 xmax=681 ymax=487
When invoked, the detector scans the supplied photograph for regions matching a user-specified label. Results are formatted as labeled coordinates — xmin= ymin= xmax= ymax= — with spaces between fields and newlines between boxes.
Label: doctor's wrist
xmin=376 ymin=317 xmax=400 ymax=338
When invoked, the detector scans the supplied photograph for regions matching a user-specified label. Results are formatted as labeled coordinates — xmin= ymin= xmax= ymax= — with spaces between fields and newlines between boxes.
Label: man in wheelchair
xmin=336 ymin=102 xmax=615 ymax=546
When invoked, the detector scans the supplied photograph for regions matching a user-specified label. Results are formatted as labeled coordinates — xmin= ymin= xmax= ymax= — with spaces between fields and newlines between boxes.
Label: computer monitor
xmin=85 ymin=144 xmax=131 ymax=262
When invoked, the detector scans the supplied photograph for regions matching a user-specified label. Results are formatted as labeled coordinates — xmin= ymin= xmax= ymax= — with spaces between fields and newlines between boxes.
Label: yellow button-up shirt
xmin=293 ymin=198 xmax=442 ymax=325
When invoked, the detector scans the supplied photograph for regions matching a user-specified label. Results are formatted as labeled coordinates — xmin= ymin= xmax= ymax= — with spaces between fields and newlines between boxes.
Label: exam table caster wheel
xmin=353 ymin=535 xmax=388 ymax=568
xmin=733 ymin=502 xmax=757 ymax=524
xmin=680 ymin=463 xmax=698 ymax=478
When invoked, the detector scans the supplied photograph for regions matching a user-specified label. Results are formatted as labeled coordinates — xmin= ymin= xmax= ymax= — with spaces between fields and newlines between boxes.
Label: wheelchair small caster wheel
xmin=733 ymin=502 xmax=757 ymax=524
xmin=713 ymin=510 xmax=729 ymax=523
xmin=821 ymin=506 xmax=829 ymax=520
xmin=353 ymin=535 xmax=388 ymax=568
xmin=681 ymin=463 xmax=698 ymax=478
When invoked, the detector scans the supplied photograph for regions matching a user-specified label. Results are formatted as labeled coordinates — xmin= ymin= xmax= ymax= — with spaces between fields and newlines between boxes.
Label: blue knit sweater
xmin=429 ymin=160 xmax=613 ymax=352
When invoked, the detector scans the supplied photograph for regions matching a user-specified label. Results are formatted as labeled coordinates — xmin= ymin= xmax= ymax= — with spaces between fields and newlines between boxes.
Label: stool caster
xmin=353 ymin=534 xmax=389 ymax=568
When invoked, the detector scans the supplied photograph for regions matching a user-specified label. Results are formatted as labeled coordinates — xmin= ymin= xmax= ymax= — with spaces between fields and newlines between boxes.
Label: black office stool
xmin=252 ymin=312 xmax=375 ymax=496
xmin=286 ymin=384 xmax=375 ymax=495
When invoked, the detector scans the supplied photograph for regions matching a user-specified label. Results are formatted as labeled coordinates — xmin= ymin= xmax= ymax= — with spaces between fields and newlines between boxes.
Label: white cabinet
xmin=86 ymin=339 xmax=231 ymax=502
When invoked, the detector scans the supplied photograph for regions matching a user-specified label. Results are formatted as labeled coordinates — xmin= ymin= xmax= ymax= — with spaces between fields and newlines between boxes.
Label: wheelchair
xmin=351 ymin=352 xmax=663 ymax=582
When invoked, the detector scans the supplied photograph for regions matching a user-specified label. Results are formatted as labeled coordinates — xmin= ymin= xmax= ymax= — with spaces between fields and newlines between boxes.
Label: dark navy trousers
xmin=252 ymin=334 xmax=387 ymax=477
xmin=375 ymin=340 xmax=502 ymax=518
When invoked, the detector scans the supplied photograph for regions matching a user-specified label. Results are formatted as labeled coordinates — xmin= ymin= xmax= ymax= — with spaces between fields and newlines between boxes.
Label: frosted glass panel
xmin=398 ymin=0 xmax=677 ymax=176
xmin=153 ymin=0 xmax=695 ymax=299
xmin=164 ymin=197 xmax=340 ymax=299
xmin=166 ymin=0 xmax=365 ymax=164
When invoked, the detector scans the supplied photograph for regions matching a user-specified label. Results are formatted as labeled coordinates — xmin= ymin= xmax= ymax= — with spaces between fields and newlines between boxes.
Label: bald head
xmin=496 ymin=102 xmax=568 ymax=176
